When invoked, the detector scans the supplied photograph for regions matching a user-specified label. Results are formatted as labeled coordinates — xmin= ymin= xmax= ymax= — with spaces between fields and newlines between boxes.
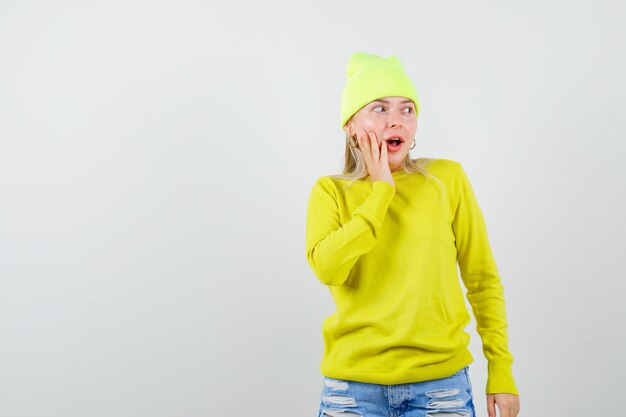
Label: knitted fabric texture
xmin=340 ymin=52 xmax=420 ymax=127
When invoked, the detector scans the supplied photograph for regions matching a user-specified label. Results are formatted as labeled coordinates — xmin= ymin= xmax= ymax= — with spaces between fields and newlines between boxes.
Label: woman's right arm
xmin=305 ymin=177 xmax=395 ymax=286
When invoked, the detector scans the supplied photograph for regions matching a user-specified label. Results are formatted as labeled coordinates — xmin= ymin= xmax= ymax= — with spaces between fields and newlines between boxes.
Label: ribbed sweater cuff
xmin=486 ymin=361 xmax=519 ymax=395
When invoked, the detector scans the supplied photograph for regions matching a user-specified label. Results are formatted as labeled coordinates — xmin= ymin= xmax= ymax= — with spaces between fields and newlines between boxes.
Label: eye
xmin=402 ymin=106 xmax=413 ymax=114
xmin=373 ymin=105 xmax=385 ymax=113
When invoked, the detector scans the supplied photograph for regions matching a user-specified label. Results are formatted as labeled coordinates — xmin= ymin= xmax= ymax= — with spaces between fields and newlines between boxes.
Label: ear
xmin=343 ymin=122 xmax=353 ymax=137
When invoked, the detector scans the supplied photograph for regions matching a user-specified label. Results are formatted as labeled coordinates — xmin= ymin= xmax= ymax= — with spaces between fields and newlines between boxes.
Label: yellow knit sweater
xmin=305 ymin=158 xmax=518 ymax=394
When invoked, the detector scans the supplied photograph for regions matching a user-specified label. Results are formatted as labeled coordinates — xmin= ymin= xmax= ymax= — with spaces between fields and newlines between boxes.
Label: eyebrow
xmin=371 ymin=99 xmax=414 ymax=105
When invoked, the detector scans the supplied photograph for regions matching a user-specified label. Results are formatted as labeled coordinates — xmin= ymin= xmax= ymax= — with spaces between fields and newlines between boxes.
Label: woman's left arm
xmin=450 ymin=162 xmax=519 ymax=397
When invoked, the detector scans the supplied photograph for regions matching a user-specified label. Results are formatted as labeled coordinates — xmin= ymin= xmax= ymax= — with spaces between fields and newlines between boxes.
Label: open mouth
xmin=385 ymin=136 xmax=404 ymax=152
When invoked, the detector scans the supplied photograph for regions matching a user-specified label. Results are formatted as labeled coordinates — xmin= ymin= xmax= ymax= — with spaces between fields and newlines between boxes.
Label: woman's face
xmin=344 ymin=96 xmax=418 ymax=172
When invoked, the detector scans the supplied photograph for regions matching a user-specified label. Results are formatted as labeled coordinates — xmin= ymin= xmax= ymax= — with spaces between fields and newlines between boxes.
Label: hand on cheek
xmin=357 ymin=130 xmax=394 ymax=187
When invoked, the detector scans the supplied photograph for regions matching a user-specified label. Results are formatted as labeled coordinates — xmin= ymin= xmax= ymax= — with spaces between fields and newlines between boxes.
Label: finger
xmin=380 ymin=132 xmax=388 ymax=163
xmin=358 ymin=131 xmax=371 ymax=160
xmin=373 ymin=131 xmax=383 ymax=158
xmin=487 ymin=395 xmax=496 ymax=417
xmin=362 ymin=130 xmax=374 ymax=160
xmin=368 ymin=131 xmax=380 ymax=160
xmin=359 ymin=132 xmax=375 ymax=174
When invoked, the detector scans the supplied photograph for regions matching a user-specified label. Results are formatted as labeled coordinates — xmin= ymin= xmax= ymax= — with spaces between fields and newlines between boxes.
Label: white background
xmin=1 ymin=1 xmax=625 ymax=416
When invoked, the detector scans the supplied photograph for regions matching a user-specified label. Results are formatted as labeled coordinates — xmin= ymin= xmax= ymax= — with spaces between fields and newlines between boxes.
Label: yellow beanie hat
xmin=340 ymin=52 xmax=420 ymax=127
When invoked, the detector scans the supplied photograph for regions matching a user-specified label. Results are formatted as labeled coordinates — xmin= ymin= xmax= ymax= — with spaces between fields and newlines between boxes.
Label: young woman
xmin=305 ymin=52 xmax=521 ymax=417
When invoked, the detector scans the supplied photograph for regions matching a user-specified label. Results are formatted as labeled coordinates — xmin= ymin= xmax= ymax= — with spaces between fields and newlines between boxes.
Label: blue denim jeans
xmin=317 ymin=366 xmax=476 ymax=417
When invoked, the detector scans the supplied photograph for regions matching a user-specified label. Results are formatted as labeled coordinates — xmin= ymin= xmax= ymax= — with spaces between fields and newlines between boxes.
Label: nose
xmin=386 ymin=109 xmax=403 ymax=128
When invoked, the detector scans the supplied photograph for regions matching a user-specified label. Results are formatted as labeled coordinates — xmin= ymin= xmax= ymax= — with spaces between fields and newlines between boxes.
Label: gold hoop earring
xmin=346 ymin=133 xmax=359 ymax=162
xmin=410 ymin=139 xmax=416 ymax=150
xmin=346 ymin=133 xmax=358 ymax=148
